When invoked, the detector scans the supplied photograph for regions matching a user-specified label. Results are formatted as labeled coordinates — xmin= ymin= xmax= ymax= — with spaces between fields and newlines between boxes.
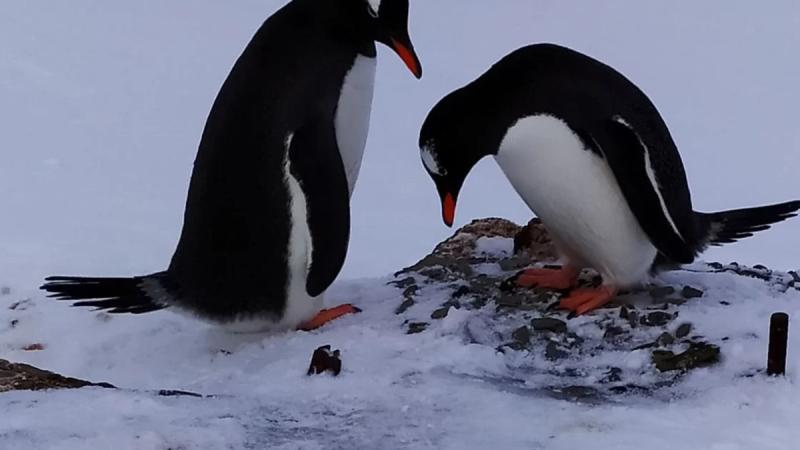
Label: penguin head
xmin=360 ymin=0 xmax=422 ymax=78
xmin=418 ymin=88 xmax=498 ymax=227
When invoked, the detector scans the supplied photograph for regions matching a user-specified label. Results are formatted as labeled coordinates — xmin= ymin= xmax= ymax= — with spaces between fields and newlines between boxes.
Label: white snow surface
xmin=2 ymin=1 xmax=800 ymax=449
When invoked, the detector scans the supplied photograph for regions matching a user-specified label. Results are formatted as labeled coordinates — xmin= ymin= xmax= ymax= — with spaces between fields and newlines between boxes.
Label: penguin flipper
xmin=584 ymin=117 xmax=695 ymax=264
xmin=288 ymin=119 xmax=351 ymax=297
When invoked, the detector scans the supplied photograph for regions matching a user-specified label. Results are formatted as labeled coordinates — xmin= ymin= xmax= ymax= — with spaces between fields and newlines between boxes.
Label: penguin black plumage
xmin=419 ymin=43 xmax=799 ymax=315
xmin=41 ymin=0 xmax=422 ymax=331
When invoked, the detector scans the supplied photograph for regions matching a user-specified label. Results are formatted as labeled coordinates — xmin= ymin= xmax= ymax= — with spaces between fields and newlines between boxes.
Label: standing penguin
xmin=419 ymin=43 xmax=799 ymax=315
xmin=41 ymin=0 xmax=422 ymax=332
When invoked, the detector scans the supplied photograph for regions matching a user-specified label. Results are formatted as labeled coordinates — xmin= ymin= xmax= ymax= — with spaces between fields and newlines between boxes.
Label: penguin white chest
xmin=335 ymin=55 xmax=377 ymax=195
xmin=494 ymin=114 xmax=657 ymax=286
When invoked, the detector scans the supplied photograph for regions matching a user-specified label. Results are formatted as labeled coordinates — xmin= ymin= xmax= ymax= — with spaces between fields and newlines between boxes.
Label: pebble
xmin=451 ymin=286 xmax=472 ymax=298
xmin=641 ymin=311 xmax=673 ymax=327
xmin=431 ymin=307 xmax=450 ymax=320
xmin=545 ymin=342 xmax=569 ymax=361
xmin=650 ymin=286 xmax=675 ymax=299
xmin=531 ymin=318 xmax=567 ymax=334
xmin=656 ymin=332 xmax=675 ymax=347
xmin=675 ymin=323 xmax=693 ymax=338
xmin=406 ymin=322 xmax=428 ymax=335
xmin=402 ymin=285 xmax=419 ymax=298
xmin=395 ymin=299 xmax=414 ymax=315
xmin=681 ymin=286 xmax=704 ymax=299
xmin=511 ymin=326 xmax=531 ymax=344
xmin=652 ymin=342 xmax=720 ymax=372
xmin=496 ymin=294 xmax=524 ymax=308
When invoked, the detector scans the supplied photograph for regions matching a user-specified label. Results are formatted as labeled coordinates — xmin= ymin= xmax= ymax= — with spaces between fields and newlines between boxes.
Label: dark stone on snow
xmin=627 ymin=310 xmax=640 ymax=329
xmin=681 ymin=286 xmax=704 ymax=299
xmin=641 ymin=311 xmax=673 ymax=327
xmin=395 ymin=298 xmax=414 ymax=315
xmin=402 ymin=285 xmax=419 ymax=298
xmin=307 ymin=345 xmax=342 ymax=376
xmin=389 ymin=277 xmax=416 ymax=289
xmin=496 ymin=294 xmax=524 ymax=308
xmin=498 ymin=256 xmax=533 ymax=272
xmin=531 ymin=317 xmax=567 ymax=334
xmin=656 ymin=332 xmax=675 ymax=347
xmin=407 ymin=322 xmax=429 ymax=334
xmin=431 ymin=307 xmax=451 ymax=320
xmin=652 ymin=342 xmax=720 ymax=372
xmin=675 ymin=323 xmax=693 ymax=339
xmin=720 ymin=301 xmax=731 ymax=306
xmin=511 ymin=326 xmax=531 ymax=345
xmin=545 ymin=342 xmax=569 ymax=360
xmin=0 ymin=359 xmax=115 ymax=392
xmin=619 ymin=305 xmax=630 ymax=320
xmin=603 ymin=326 xmax=625 ymax=340
xmin=451 ymin=285 xmax=472 ymax=299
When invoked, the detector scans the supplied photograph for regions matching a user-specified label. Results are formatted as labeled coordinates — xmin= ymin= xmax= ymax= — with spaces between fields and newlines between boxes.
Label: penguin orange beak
xmin=390 ymin=38 xmax=422 ymax=79
xmin=441 ymin=192 xmax=457 ymax=227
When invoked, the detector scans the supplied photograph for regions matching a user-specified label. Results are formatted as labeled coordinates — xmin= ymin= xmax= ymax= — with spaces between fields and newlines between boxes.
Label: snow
xmin=2 ymin=1 xmax=800 ymax=449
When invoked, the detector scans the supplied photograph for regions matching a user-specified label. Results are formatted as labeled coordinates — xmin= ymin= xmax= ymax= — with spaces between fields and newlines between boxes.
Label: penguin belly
xmin=495 ymin=114 xmax=657 ymax=286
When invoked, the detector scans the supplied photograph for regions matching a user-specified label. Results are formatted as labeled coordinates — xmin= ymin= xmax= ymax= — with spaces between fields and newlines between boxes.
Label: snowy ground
xmin=2 ymin=234 xmax=800 ymax=449
xmin=2 ymin=1 xmax=800 ymax=449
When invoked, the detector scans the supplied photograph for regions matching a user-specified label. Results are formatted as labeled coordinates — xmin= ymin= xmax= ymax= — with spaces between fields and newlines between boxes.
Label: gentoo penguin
xmin=41 ymin=0 xmax=422 ymax=332
xmin=419 ymin=43 xmax=800 ymax=315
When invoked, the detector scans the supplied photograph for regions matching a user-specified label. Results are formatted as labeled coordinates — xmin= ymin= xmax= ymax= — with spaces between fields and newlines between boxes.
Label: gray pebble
xmin=656 ymin=332 xmax=675 ymax=347
xmin=431 ymin=307 xmax=450 ymax=320
xmin=681 ymin=286 xmax=704 ymax=299
xmin=496 ymin=294 xmax=524 ymax=308
xmin=641 ymin=311 xmax=673 ymax=327
xmin=545 ymin=342 xmax=569 ymax=360
xmin=675 ymin=323 xmax=693 ymax=338
xmin=406 ymin=322 xmax=428 ymax=334
xmin=511 ymin=326 xmax=531 ymax=344
xmin=531 ymin=317 xmax=567 ymax=334
xmin=395 ymin=299 xmax=414 ymax=315
xmin=650 ymin=286 xmax=675 ymax=299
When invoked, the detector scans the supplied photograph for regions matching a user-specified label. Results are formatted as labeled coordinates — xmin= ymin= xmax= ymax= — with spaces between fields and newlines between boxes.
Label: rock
xmin=407 ymin=322 xmax=429 ymax=335
xmin=511 ymin=326 xmax=531 ymax=345
xmin=719 ymin=301 xmax=731 ymax=306
xmin=496 ymin=294 xmax=524 ymax=308
xmin=649 ymin=286 xmax=675 ymax=299
xmin=388 ymin=277 xmax=416 ymax=289
xmin=627 ymin=310 xmax=640 ymax=329
xmin=498 ymin=256 xmax=533 ymax=272
xmin=675 ymin=323 xmax=693 ymax=339
xmin=22 ymin=343 xmax=45 ymax=351
xmin=402 ymin=285 xmax=419 ymax=298
xmin=513 ymin=218 xmax=558 ymax=261
xmin=451 ymin=286 xmax=472 ymax=299
xmin=395 ymin=298 xmax=414 ymax=315
xmin=0 ymin=359 xmax=114 ymax=392
xmin=545 ymin=342 xmax=569 ymax=360
xmin=531 ymin=318 xmax=567 ymax=334
xmin=681 ymin=286 xmax=704 ymax=299
xmin=307 ymin=345 xmax=342 ymax=376
xmin=641 ymin=311 xmax=673 ymax=327
xmin=603 ymin=325 xmax=625 ymax=340
xmin=431 ymin=307 xmax=450 ymax=320
xmin=428 ymin=218 xmax=522 ymax=260
xmin=656 ymin=332 xmax=675 ymax=347
xmin=652 ymin=342 xmax=721 ymax=372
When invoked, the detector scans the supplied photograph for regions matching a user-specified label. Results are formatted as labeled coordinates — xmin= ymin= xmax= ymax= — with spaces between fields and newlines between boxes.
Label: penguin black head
xmin=418 ymin=86 xmax=501 ymax=226
xmin=328 ymin=0 xmax=422 ymax=78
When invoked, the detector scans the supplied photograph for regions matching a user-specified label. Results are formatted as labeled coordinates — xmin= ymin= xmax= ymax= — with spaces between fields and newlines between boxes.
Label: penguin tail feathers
xmin=41 ymin=273 xmax=169 ymax=314
xmin=700 ymin=200 xmax=800 ymax=246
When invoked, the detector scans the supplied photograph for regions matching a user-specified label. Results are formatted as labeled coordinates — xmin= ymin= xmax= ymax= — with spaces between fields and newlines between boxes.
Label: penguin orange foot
xmin=559 ymin=286 xmax=618 ymax=316
xmin=297 ymin=304 xmax=362 ymax=331
xmin=517 ymin=266 xmax=578 ymax=290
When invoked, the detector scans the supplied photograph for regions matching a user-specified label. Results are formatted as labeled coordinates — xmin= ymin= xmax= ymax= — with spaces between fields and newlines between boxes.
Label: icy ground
xmin=2 ymin=231 xmax=800 ymax=450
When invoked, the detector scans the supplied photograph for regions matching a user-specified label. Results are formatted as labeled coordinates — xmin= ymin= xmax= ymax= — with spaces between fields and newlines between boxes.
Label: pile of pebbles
xmin=390 ymin=218 xmax=798 ymax=401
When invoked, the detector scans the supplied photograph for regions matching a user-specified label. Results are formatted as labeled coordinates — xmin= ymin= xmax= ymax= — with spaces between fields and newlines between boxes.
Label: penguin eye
xmin=366 ymin=3 xmax=379 ymax=18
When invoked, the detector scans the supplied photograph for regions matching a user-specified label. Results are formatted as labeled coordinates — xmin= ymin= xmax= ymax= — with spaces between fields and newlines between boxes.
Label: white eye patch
xmin=420 ymin=144 xmax=446 ymax=176
xmin=366 ymin=0 xmax=381 ymax=17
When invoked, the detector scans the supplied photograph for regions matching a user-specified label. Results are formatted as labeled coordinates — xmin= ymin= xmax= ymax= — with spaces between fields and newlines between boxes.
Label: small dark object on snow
xmin=431 ymin=307 xmax=450 ymax=320
xmin=681 ymin=286 xmax=704 ymax=299
xmin=656 ymin=332 xmax=675 ymax=347
xmin=407 ymin=322 xmax=429 ymax=334
xmin=545 ymin=342 xmax=569 ymax=360
xmin=652 ymin=342 xmax=720 ymax=372
xmin=641 ymin=311 xmax=673 ymax=327
xmin=158 ymin=389 xmax=204 ymax=398
xmin=767 ymin=312 xmax=789 ymax=376
xmin=307 ymin=345 xmax=342 ymax=376
xmin=649 ymin=286 xmax=675 ymax=299
xmin=531 ymin=317 xmax=567 ymax=334
xmin=511 ymin=326 xmax=532 ymax=344
xmin=675 ymin=323 xmax=693 ymax=339
xmin=395 ymin=298 xmax=414 ymax=315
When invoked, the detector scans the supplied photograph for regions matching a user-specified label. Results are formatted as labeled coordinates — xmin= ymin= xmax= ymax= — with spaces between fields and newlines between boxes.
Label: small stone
xmin=681 ymin=286 xmax=704 ymax=299
xmin=719 ymin=301 xmax=731 ymax=306
xmin=496 ymin=294 xmax=524 ymax=308
xmin=511 ymin=326 xmax=531 ymax=344
xmin=641 ymin=311 xmax=673 ymax=327
xmin=652 ymin=342 xmax=721 ymax=372
xmin=395 ymin=298 xmax=414 ymax=315
xmin=451 ymin=286 xmax=471 ymax=298
xmin=619 ymin=305 xmax=630 ymax=320
xmin=407 ymin=322 xmax=429 ymax=334
xmin=656 ymin=332 xmax=675 ymax=347
xmin=498 ymin=256 xmax=532 ymax=272
xmin=707 ymin=262 xmax=724 ymax=270
xmin=499 ymin=273 xmax=522 ymax=292
xmin=10 ymin=319 xmax=19 ymax=328
xmin=531 ymin=318 xmax=567 ymax=334
xmin=675 ymin=323 xmax=693 ymax=339
xmin=650 ymin=286 xmax=675 ymax=299
xmin=402 ymin=285 xmax=419 ymax=298
xmin=627 ymin=310 xmax=640 ymax=329
xmin=666 ymin=297 xmax=687 ymax=306
xmin=603 ymin=326 xmax=625 ymax=340
xmin=22 ymin=344 xmax=45 ymax=351
xmin=0 ymin=287 xmax=10 ymax=296
xmin=601 ymin=367 xmax=623 ymax=383
xmin=545 ymin=341 xmax=569 ymax=360
xmin=431 ymin=307 xmax=450 ymax=320
xmin=389 ymin=277 xmax=416 ymax=289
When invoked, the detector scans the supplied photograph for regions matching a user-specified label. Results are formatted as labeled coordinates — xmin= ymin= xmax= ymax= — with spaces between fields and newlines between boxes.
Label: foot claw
xmin=559 ymin=286 xmax=617 ymax=315
xmin=297 ymin=304 xmax=361 ymax=331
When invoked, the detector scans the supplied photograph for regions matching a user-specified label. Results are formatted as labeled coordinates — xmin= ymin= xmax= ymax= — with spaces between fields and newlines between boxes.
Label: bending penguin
xmin=41 ymin=0 xmax=423 ymax=332
xmin=419 ymin=43 xmax=800 ymax=315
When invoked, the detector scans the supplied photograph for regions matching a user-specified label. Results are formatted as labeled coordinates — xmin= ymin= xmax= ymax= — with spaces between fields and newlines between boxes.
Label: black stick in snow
xmin=767 ymin=312 xmax=789 ymax=376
